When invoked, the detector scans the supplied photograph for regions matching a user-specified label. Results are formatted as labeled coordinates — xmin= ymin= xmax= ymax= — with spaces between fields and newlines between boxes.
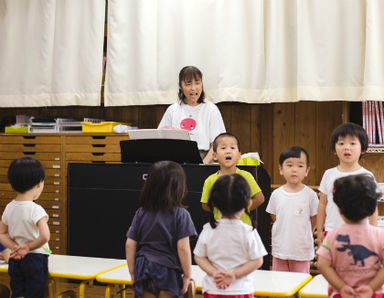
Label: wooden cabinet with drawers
xmin=0 ymin=133 xmax=130 ymax=254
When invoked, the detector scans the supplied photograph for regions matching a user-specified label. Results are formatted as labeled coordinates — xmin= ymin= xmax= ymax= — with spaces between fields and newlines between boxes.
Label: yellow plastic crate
xmin=81 ymin=122 xmax=120 ymax=133
xmin=5 ymin=126 xmax=29 ymax=133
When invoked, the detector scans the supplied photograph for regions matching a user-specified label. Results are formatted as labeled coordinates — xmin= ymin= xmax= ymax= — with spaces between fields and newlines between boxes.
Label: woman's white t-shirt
xmin=158 ymin=101 xmax=225 ymax=151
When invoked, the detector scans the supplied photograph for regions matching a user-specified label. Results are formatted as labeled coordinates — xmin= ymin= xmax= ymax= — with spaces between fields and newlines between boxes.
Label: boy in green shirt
xmin=201 ymin=132 xmax=264 ymax=225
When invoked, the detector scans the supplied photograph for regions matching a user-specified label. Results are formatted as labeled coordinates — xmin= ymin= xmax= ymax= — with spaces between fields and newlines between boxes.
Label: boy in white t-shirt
xmin=316 ymin=122 xmax=378 ymax=246
xmin=266 ymin=146 xmax=318 ymax=273
xmin=0 ymin=157 xmax=50 ymax=297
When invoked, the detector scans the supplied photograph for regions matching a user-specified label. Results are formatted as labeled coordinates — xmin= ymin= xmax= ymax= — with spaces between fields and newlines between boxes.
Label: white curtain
xmin=105 ymin=0 xmax=384 ymax=106
xmin=0 ymin=0 xmax=105 ymax=107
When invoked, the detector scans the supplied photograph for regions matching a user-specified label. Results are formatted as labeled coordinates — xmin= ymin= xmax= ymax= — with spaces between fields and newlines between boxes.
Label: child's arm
xmin=201 ymin=178 xmax=212 ymax=212
xmin=12 ymin=216 xmax=50 ymax=259
xmin=316 ymin=192 xmax=327 ymax=245
xmin=318 ymin=255 xmax=356 ymax=296
xmin=214 ymin=258 xmax=264 ymax=289
xmin=194 ymin=255 xmax=220 ymax=277
xmin=177 ymin=236 xmax=192 ymax=295
xmin=354 ymin=267 xmax=384 ymax=297
xmin=125 ymin=238 xmax=137 ymax=282
xmin=201 ymin=203 xmax=211 ymax=212
xmin=232 ymin=258 xmax=263 ymax=278
xmin=202 ymin=144 xmax=214 ymax=164
xmin=0 ymin=248 xmax=10 ymax=263
xmin=310 ymin=215 xmax=317 ymax=232
xmin=0 ymin=221 xmax=17 ymax=251
xmin=358 ymin=267 xmax=384 ymax=297
xmin=369 ymin=207 xmax=378 ymax=226
xmin=249 ymin=192 xmax=264 ymax=210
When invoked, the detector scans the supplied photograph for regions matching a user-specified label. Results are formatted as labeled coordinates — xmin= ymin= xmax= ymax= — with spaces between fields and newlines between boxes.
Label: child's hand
xmin=179 ymin=275 xmax=191 ymax=295
xmin=213 ymin=271 xmax=235 ymax=289
xmin=10 ymin=245 xmax=21 ymax=259
xmin=10 ymin=244 xmax=29 ymax=259
xmin=340 ymin=285 xmax=357 ymax=298
xmin=355 ymin=285 xmax=373 ymax=298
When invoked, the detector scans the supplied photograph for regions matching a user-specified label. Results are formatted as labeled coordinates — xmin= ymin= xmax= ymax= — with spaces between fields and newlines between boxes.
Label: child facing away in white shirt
xmin=316 ymin=122 xmax=378 ymax=246
xmin=194 ymin=173 xmax=267 ymax=298
xmin=266 ymin=146 xmax=318 ymax=273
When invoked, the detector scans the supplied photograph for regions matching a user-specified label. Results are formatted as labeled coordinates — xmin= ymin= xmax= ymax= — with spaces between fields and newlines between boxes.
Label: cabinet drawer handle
xmin=92 ymin=144 xmax=106 ymax=148
xmin=92 ymin=152 xmax=105 ymax=156
xmin=92 ymin=136 xmax=106 ymax=140
xmin=23 ymin=136 xmax=36 ymax=139
xmin=23 ymin=152 xmax=36 ymax=155
xmin=91 ymin=161 xmax=106 ymax=164
xmin=23 ymin=144 xmax=36 ymax=147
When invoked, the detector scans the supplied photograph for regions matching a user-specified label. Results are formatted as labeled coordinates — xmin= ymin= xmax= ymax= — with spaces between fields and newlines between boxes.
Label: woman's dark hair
xmin=279 ymin=146 xmax=310 ymax=167
xmin=8 ymin=157 xmax=45 ymax=193
xmin=333 ymin=174 xmax=380 ymax=222
xmin=140 ymin=160 xmax=187 ymax=213
xmin=208 ymin=174 xmax=255 ymax=229
xmin=330 ymin=122 xmax=368 ymax=158
xmin=178 ymin=66 xmax=205 ymax=104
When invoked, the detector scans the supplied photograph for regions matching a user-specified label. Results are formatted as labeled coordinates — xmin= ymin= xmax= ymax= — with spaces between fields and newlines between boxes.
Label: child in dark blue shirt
xmin=126 ymin=161 xmax=197 ymax=298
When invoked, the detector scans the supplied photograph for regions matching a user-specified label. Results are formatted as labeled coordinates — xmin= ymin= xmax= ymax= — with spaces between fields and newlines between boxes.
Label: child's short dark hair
xmin=212 ymin=132 xmax=240 ymax=152
xmin=8 ymin=157 xmax=45 ymax=193
xmin=208 ymin=174 xmax=255 ymax=229
xmin=333 ymin=174 xmax=380 ymax=222
xmin=279 ymin=146 xmax=310 ymax=167
xmin=178 ymin=66 xmax=205 ymax=104
xmin=330 ymin=122 xmax=368 ymax=155
xmin=140 ymin=160 xmax=186 ymax=213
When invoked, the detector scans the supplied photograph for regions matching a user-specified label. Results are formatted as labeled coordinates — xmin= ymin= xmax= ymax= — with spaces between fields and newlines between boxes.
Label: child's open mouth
xmin=225 ymin=156 xmax=232 ymax=160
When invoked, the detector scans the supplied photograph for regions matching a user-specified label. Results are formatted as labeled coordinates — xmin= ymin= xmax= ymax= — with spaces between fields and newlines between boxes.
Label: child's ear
xmin=279 ymin=165 xmax=283 ymax=175
xmin=247 ymin=199 xmax=252 ymax=210
xmin=237 ymin=151 xmax=242 ymax=160
xmin=305 ymin=166 xmax=310 ymax=177
xmin=212 ymin=151 xmax=217 ymax=161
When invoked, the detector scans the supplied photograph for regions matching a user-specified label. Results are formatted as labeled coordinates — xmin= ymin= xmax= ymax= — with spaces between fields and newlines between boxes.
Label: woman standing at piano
xmin=158 ymin=66 xmax=226 ymax=164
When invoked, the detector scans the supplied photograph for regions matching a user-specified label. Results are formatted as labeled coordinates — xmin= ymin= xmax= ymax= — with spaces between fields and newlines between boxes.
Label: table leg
xmin=105 ymin=285 xmax=112 ymax=298
xmin=79 ymin=281 xmax=87 ymax=298
xmin=120 ymin=284 xmax=126 ymax=298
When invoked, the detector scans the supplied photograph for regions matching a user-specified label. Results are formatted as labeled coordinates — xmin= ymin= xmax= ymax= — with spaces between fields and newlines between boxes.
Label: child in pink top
xmin=317 ymin=174 xmax=384 ymax=298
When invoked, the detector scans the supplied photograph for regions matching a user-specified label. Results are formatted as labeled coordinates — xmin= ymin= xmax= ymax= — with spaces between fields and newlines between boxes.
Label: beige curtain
xmin=0 ymin=0 xmax=105 ymax=107
xmin=105 ymin=0 xmax=384 ymax=106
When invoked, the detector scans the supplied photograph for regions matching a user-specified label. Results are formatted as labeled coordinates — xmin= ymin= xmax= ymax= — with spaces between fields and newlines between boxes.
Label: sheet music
xmin=128 ymin=129 xmax=190 ymax=140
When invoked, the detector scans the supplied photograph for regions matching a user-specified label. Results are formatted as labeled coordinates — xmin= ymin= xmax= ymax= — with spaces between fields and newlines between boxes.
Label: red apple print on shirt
xmin=180 ymin=118 xmax=196 ymax=131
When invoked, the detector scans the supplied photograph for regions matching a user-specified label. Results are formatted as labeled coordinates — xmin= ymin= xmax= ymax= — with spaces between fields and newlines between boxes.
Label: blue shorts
xmin=133 ymin=256 xmax=182 ymax=298
xmin=8 ymin=253 xmax=49 ymax=298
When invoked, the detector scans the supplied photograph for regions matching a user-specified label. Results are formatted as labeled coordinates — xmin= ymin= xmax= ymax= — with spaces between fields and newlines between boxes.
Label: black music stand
xmin=120 ymin=139 xmax=203 ymax=164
